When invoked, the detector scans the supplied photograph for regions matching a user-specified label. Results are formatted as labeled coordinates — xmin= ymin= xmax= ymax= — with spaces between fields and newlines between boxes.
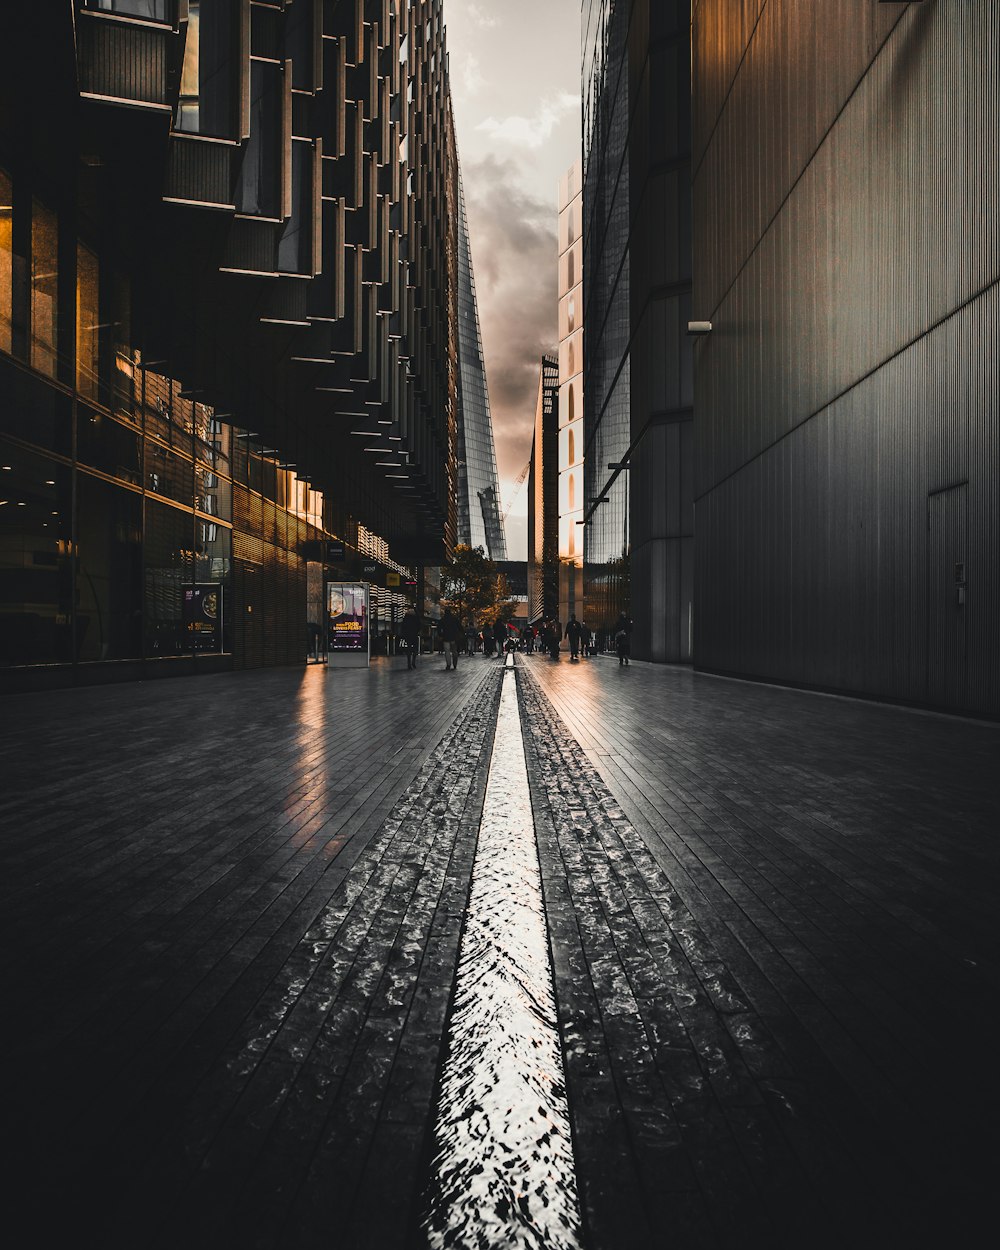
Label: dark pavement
xmin=1 ymin=652 xmax=997 ymax=1248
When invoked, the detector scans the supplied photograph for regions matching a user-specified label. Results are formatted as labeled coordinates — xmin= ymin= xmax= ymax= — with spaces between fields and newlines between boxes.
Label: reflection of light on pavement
xmin=288 ymin=668 xmax=332 ymax=805
xmin=425 ymin=665 xmax=582 ymax=1250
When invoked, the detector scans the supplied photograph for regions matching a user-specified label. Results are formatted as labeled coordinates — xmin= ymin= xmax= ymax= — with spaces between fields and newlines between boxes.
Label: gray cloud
xmin=464 ymin=154 xmax=558 ymax=487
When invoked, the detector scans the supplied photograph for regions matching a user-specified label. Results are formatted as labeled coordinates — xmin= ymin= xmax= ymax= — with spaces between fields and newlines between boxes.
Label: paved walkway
xmin=0 ymin=653 xmax=996 ymax=1247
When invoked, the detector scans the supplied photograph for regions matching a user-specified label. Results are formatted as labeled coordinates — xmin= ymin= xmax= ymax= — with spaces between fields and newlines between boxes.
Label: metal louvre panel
xmin=78 ymin=16 xmax=170 ymax=107
xmin=165 ymin=137 xmax=235 ymax=207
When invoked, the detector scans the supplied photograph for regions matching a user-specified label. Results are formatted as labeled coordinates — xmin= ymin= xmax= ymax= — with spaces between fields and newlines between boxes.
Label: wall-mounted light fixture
xmin=687 ymin=321 xmax=713 ymax=336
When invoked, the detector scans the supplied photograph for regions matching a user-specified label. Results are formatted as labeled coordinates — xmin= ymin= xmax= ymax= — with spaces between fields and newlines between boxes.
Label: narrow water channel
xmin=424 ymin=659 xmax=583 ymax=1250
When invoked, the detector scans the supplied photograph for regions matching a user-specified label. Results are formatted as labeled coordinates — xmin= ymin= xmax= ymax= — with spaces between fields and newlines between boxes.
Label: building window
xmin=76 ymin=243 xmax=100 ymax=400
xmin=568 ymin=250 xmax=575 ymax=288
xmin=30 ymin=198 xmax=59 ymax=379
xmin=568 ymin=296 xmax=575 ymax=333
xmin=568 ymin=474 xmax=575 ymax=509
xmin=0 ymin=170 xmax=11 ymax=355
xmin=568 ymin=427 xmax=575 ymax=464
xmin=176 ymin=2 xmax=235 ymax=138
xmin=87 ymin=2 xmax=171 ymax=19
xmin=568 ymin=341 xmax=575 ymax=375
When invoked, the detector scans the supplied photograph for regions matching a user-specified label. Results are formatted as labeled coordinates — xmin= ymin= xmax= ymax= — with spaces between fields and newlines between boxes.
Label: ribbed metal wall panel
xmin=693 ymin=0 xmax=1000 ymax=715
xmin=165 ymin=137 xmax=235 ymax=208
xmin=77 ymin=17 xmax=170 ymax=107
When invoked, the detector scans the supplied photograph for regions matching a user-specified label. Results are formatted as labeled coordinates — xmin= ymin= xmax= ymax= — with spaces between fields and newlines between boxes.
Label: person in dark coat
xmin=548 ymin=618 xmax=562 ymax=660
xmin=566 ymin=614 xmax=582 ymax=661
xmin=614 ymin=611 xmax=633 ymax=666
xmin=581 ymin=621 xmax=592 ymax=658
xmin=439 ymin=608 xmax=462 ymax=671
xmin=400 ymin=606 xmax=420 ymax=669
xmin=481 ymin=622 xmax=494 ymax=657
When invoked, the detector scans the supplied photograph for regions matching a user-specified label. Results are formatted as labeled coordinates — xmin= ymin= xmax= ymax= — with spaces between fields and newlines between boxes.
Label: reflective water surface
xmin=425 ymin=664 xmax=583 ymax=1250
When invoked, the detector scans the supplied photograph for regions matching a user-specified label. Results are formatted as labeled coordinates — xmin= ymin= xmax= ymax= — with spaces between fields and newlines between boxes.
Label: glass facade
xmin=0 ymin=162 xmax=333 ymax=673
xmin=582 ymin=0 xmax=632 ymax=648
xmin=454 ymin=167 xmax=507 ymax=561
xmin=557 ymin=162 xmax=584 ymax=637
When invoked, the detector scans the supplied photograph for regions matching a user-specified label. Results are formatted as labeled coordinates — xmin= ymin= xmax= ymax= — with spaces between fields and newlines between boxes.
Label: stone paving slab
xmin=520 ymin=655 xmax=999 ymax=1248
xmin=3 ymin=653 xmax=998 ymax=1249
xmin=0 ymin=657 xmax=504 ymax=1249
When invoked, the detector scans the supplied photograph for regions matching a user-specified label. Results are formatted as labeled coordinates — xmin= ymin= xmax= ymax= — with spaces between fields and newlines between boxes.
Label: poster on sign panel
xmin=327 ymin=582 xmax=370 ymax=668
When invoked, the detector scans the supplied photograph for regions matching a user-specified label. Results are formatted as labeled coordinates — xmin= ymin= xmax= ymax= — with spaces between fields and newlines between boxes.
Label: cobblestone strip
xmin=517 ymin=662 xmax=879 ymax=1250
xmin=105 ymin=665 xmax=505 ymax=1250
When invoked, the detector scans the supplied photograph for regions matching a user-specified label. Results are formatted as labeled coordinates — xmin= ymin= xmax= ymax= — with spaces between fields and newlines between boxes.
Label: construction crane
xmin=500 ymin=460 xmax=530 ymax=523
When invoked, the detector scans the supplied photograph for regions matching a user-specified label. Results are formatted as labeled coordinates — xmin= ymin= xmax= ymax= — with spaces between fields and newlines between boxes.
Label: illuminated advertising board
xmin=182 ymin=583 xmax=223 ymax=651
xmin=327 ymin=582 xmax=369 ymax=654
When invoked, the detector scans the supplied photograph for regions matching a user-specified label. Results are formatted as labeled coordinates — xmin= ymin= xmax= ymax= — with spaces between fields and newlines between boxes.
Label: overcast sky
xmin=444 ymin=0 xmax=582 ymax=561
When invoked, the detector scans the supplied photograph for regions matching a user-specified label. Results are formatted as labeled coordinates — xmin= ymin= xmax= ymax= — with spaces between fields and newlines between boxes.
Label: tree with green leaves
xmin=440 ymin=545 xmax=517 ymax=627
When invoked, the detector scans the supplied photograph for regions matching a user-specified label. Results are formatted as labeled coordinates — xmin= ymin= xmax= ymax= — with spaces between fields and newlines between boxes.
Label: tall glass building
xmin=455 ymin=167 xmax=507 ymax=561
xmin=557 ymin=162 xmax=584 ymax=636
xmin=0 ymin=0 xmax=461 ymax=687
xmin=582 ymin=0 xmax=633 ymax=650
xmin=582 ymin=0 xmax=693 ymax=660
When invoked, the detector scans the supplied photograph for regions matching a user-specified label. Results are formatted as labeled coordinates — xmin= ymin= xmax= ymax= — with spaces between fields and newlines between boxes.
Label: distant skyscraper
xmin=557 ymin=162 xmax=584 ymax=636
xmin=455 ymin=167 xmax=507 ymax=561
xmin=527 ymin=355 xmax=561 ymax=625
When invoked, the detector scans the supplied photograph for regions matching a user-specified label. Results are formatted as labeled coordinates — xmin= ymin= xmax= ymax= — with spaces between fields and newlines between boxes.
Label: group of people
xmin=531 ymin=615 xmax=592 ymax=662
xmin=396 ymin=605 xmax=634 ymax=671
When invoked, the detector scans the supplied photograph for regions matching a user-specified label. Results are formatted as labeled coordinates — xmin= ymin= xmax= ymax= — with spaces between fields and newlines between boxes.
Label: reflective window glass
xmin=0 ymin=441 xmax=73 ymax=666
xmin=86 ymin=1 xmax=171 ymax=18
xmin=176 ymin=2 xmax=235 ymax=138
xmin=30 ymin=199 xmax=58 ymax=379
xmin=76 ymin=242 xmax=100 ymax=399
xmin=75 ymin=473 xmax=143 ymax=662
xmin=0 ymin=170 xmax=11 ymax=355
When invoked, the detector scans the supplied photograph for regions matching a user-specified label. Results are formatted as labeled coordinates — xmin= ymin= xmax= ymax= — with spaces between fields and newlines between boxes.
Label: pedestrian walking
xmin=439 ymin=608 xmax=462 ymax=671
xmin=482 ymin=622 xmax=494 ymax=657
xmin=400 ymin=605 xmax=420 ymax=669
xmin=566 ymin=614 xmax=582 ymax=661
xmin=549 ymin=618 xmax=562 ymax=661
xmin=614 ymin=611 xmax=633 ymax=666
xmin=581 ymin=621 xmax=592 ymax=658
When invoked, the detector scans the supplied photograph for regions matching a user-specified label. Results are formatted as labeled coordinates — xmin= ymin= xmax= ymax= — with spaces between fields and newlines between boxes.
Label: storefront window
xmin=75 ymin=473 xmax=143 ymax=662
xmin=144 ymin=497 xmax=193 ymax=656
xmin=76 ymin=242 xmax=100 ymax=399
xmin=0 ymin=440 xmax=73 ymax=666
xmin=0 ymin=170 xmax=12 ymax=355
xmin=30 ymin=199 xmax=59 ymax=378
